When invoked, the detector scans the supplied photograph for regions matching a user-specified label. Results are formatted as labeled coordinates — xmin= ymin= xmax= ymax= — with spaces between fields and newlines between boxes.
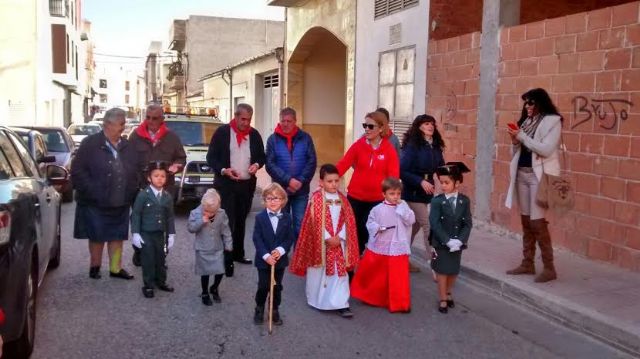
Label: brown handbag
xmin=535 ymin=136 xmax=574 ymax=216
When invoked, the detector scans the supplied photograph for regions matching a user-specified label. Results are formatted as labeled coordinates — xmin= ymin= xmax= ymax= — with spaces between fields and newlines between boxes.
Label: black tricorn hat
xmin=145 ymin=160 xmax=169 ymax=173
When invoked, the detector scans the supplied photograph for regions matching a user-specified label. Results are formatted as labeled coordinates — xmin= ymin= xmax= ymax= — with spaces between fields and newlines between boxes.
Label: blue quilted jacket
xmin=265 ymin=129 xmax=317 ymax=197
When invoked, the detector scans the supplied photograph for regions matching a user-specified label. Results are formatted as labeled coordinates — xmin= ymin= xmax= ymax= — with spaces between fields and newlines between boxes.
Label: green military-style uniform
xmin=428 ymin=193 xmax=472 ymax=275
xmin=131 ymin=186 xmax=176 ymax=288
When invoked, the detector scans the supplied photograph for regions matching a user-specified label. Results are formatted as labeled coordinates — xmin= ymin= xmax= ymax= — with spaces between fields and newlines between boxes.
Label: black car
xmin=0 ymin=126 xmax=68 ymax=358
xmin=20 ymin=126 xmax=75 ymax=202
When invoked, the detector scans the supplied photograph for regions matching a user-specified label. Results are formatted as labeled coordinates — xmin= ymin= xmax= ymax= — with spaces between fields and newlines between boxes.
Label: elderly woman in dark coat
xmin=72 ymin=107 xmax=141 ymax=280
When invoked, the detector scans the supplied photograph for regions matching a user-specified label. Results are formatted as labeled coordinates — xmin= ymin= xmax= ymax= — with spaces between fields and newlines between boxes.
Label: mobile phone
xmin=508 ymin=123 xmax=518 ymax=131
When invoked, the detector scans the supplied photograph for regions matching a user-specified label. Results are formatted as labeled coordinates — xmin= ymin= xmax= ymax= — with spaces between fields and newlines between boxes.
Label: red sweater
xmin=336 ymin=137 xmax=400 ymax=202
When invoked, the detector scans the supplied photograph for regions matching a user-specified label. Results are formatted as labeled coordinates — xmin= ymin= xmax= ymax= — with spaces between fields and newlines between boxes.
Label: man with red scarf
xmin=265 ymin=107 xmax=317 ymax=241
xmin=128 ymin=104 xmax=186 ymax=266
xmin=207 ymin=103 xmax=265 ymax=265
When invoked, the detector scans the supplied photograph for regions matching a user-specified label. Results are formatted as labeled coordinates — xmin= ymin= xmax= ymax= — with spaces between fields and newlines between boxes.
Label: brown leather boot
xmin=506 ymin=215 xmax=536 ymax=275
xmin=531 ymin=219 xmax=557 ymax=283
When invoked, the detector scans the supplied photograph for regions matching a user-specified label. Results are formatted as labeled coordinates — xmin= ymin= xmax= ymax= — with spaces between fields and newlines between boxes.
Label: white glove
xmin=447 ymin=239 xmax=463 ymax=252
xmin=167 ymin=234 xmax=175 ymax=249
xmin=132 ymin=233 xmax=144 ymax=248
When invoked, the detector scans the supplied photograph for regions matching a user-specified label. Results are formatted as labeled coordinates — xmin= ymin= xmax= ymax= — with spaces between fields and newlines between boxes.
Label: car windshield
xmin=68 ymin=125 xmax=101 ymax=136
xmin=164 ymin=121 xmax=220 ymax=146
xmin=37 ymin=129 xmax=69 ymax=152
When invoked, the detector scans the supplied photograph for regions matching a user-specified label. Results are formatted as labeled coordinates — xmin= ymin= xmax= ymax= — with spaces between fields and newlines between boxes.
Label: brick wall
xmin=426 ymin=2 xmax=640 ymax=271
xmin=429 ymin=0 xmax=482 ymax=41
xmin=520 ymin=0 xmax=633 ymax=25
xmin=426 ymin=32 xmax=482 ymax=201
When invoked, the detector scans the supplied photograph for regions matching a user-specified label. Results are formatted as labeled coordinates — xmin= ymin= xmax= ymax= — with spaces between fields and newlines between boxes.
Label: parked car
xmin=123 ymin=123 xmax=138 ymax=139
xmin=163 ymin=114 xmax=223 ymax=203
xmin=0 ymin=126 xmax=68 ymax=358
xmin=67 ymin=123 xmax=101 ymax=147
xmin=10 ymin=128 xmax=59 ymax=175
xmin=20 ymin=126 xmax=75 ymax=202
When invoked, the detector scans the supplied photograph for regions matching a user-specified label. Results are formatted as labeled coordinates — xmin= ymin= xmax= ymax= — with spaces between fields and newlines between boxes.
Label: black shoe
xmin=132 ymin=250 xmax=141 ymax=267
xmin=337 ymin=308 xmax=354 ymax=318
xmin=157 ymin=284 xmax=174 ymax=292
xmin=109 ymin=269 xmax=134 ymax=280
xmin=254 ymin=306 xmax=264 ymax=325
xmin=234 ymin=257 xmax=253 ymax=265
xmin=209 ymin=287 xmax=221 ymax=303
xmin=201 ymin=294 xmax=213 ymax=306
xmin=446 ymin=293 xmax=455 ymax=308
xmin=89 ymin=266 xmax=101 ymax=279
xmin=142 ymin=287 xmax=154 ymax=298
xmin=272 ymin=309 xmax=283 ymax=326
xmin=438 ymin=300 xmax=448 ymax=314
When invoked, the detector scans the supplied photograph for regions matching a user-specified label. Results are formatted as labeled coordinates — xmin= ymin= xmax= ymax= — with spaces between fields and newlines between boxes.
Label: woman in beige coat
xmin=505 ymin=88 xmax=562 ymax=283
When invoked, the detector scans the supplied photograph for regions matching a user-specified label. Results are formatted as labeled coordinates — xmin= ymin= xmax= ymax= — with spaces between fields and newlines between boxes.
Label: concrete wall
xmin=185 ymin=16 xmax=284 ymax=95
xmin=201 ymin=54 xmax=280 ymax=138
xmin=355 ymin=0 xmax=429 ymax=140
xmin=426 ymin=2 xmax=640 ymax=271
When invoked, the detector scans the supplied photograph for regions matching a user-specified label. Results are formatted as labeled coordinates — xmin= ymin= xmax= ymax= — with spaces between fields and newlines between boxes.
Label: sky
xmin=84 ymin=0 xmax=284 ymax=70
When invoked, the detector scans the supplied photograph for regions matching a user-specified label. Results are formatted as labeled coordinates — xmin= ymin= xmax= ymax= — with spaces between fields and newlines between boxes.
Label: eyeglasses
xmin=362 ymin=123 xmax=377 ymax=130
xmin=265 ymin=197 xmax=283 ymax=202
xmin=524 ymin=100 xmax=536 ymax=107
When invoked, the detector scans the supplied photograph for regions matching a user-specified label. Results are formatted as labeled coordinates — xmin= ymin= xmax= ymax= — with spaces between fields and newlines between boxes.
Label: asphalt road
xmin=30 ymin=199 xmax=631 ymax=359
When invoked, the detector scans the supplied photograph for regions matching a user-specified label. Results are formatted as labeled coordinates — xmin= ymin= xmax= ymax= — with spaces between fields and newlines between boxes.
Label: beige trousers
xmin=407 ymin=201 xmax=432 ymax=253
xmin=516 ymin=167 xmax=546 ymax=220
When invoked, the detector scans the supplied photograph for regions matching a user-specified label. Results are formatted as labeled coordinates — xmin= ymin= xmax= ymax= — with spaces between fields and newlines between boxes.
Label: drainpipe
xmin=224 ymin=68 xmax=232 ymax=120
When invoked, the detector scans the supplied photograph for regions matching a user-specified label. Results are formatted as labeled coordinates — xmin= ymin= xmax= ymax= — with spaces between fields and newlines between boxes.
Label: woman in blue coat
xmin=400 ymin=114 xmax=445 ymax=272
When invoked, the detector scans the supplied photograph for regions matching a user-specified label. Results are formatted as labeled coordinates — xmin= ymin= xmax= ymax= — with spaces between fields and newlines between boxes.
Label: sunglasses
xmin=524 ymin=100 xmax=536 ymax=106
xmin=362 ymin=123 xmax=377 ymax=130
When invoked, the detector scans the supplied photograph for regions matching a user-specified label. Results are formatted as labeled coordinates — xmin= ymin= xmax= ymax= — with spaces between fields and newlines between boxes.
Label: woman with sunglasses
xmin=505 ymin=88 xmax=562 ymax=283
xmin=400 ymin=114 xmax=445 ymax=273
xmin=336 ymin=111 xmax=400 ymax=255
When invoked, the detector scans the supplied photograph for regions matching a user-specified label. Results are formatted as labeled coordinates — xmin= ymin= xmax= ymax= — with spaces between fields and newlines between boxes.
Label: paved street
xmin=31 ymin=199 xmax=630 ymax=359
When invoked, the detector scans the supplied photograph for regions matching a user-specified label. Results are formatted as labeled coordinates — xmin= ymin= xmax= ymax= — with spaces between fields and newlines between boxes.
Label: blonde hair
xmin=366 ymin=111 xmax=390 ymax=137
xmin=262 ymin=183 xmax=288 ymax=206
xmin=201 ymin=188 xmax=221 ymax=213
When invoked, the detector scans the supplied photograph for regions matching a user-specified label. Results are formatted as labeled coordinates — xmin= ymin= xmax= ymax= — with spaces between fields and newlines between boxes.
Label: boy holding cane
xmin=252 ymin=183 xmax=295 ymax=326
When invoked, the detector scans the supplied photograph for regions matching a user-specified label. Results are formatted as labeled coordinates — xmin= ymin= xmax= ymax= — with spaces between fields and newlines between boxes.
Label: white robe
xmin=305 ymin=192 xmax=350 ymax=310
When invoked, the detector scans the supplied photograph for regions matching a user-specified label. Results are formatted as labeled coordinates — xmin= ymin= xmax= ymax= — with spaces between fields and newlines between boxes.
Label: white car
xmin=67 ymin=123 xmax=102 ymax=147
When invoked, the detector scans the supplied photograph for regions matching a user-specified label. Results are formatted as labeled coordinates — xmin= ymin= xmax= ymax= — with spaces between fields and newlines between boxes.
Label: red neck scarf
xmin=229 ymin=119 xmax=251 ymax=146
xmin=274 ymin=124 xmax=298 ymax=151
xmin=136 ymin=121 xmax=168 ymax=145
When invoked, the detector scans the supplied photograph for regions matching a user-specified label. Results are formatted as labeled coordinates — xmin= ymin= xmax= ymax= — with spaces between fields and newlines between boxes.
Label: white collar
xmin=444 ymin=192 xmax=458 ymax=200
xmin=150 ymin=185 xmax=163 ymax=197
xmin=324 ymin=191 xmax=339 ymax=199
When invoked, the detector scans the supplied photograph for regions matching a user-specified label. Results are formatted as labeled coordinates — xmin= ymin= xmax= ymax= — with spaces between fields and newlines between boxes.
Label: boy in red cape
xmin=290 ymin=164 xmax=359 ymax=318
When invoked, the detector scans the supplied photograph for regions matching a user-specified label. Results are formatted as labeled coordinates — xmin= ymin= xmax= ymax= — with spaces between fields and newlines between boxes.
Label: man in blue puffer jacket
xmin=265 ymin=107 xmax=317 ymax=241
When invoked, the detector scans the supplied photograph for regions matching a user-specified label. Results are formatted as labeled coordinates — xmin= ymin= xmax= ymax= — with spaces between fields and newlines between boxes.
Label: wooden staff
xmin=268 ymin=263 xmax=275 ymax=335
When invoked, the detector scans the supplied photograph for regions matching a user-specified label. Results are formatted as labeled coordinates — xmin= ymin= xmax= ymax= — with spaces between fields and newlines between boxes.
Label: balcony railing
xmin=49 ymin=0 xmax=68 ymax=17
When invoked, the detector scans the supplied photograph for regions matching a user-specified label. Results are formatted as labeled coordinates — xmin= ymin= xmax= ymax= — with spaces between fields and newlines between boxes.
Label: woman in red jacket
xmin=337 ymin=111 xmax=400 ymax=255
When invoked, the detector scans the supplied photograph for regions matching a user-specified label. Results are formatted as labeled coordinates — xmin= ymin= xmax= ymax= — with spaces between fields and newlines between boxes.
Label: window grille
xmin=264 ymin=74 xmax=279 ymax=88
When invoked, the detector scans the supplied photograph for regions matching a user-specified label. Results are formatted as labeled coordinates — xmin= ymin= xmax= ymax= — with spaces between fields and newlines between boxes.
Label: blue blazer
xmin=252 ymin=209 xmax=295 ymax=270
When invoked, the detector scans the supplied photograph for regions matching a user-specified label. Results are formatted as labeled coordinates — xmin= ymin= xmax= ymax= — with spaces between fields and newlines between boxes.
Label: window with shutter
xmin=374 ymin=0 xmax=419 ymax=19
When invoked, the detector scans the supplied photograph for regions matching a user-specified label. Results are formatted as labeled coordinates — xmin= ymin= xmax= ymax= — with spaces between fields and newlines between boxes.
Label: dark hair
xmin=437 ymin=171 xmax=463 ymax=184
xmin=319 ymin=164 xmax=339 ymax=179
xmin=145 ymin=160 xmax=169 ymax=173
xmin=519 ymin=88 xmax=562 ymax=125
xmin=381 ymin=177 xmax=402 ymax=192
xmin=376 ymin=107 xmax=390 ymax=122
xmin=402 ymin=114 xmax=445 ymax=149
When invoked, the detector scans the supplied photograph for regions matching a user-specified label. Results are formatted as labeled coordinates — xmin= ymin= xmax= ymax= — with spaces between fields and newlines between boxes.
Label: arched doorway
xmin=288 ymin=27 xmax=347 ymax=165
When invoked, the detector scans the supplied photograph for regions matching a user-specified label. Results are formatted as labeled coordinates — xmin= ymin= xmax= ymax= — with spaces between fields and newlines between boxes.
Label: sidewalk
xmin=410 ymin=222 xmax=640 ymax=357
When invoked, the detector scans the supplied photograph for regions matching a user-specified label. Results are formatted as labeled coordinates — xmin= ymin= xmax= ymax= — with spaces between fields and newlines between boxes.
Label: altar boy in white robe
xmin=290 ymin=164 xmax=360 ymax=318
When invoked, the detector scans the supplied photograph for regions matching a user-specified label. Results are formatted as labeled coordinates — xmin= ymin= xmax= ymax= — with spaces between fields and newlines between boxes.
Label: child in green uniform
xmin=429 ymin=162 xmax=472 ymax=314
xmin=131 ymin=161 xmax=176 ymax=298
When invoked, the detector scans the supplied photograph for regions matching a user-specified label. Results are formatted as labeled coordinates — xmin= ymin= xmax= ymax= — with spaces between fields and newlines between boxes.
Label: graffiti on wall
xmin=571 ymin=96 xmax=633 ymax=130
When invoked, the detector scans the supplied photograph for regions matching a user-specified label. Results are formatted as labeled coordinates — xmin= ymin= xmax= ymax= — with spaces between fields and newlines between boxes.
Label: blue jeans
xmin=283 ymin=192 xmax=309 ymax=242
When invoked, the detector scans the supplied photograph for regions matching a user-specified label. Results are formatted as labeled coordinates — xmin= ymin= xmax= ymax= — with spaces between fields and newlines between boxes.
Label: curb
xmin=411 ymin=250 xmax=640 ymax=357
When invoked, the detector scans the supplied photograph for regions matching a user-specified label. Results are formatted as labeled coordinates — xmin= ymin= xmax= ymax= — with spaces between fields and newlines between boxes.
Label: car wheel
xmin=7 ymin=255 xmax=38 ymax=357
xmin=48 ymin=208 xmax=61 ymax=269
